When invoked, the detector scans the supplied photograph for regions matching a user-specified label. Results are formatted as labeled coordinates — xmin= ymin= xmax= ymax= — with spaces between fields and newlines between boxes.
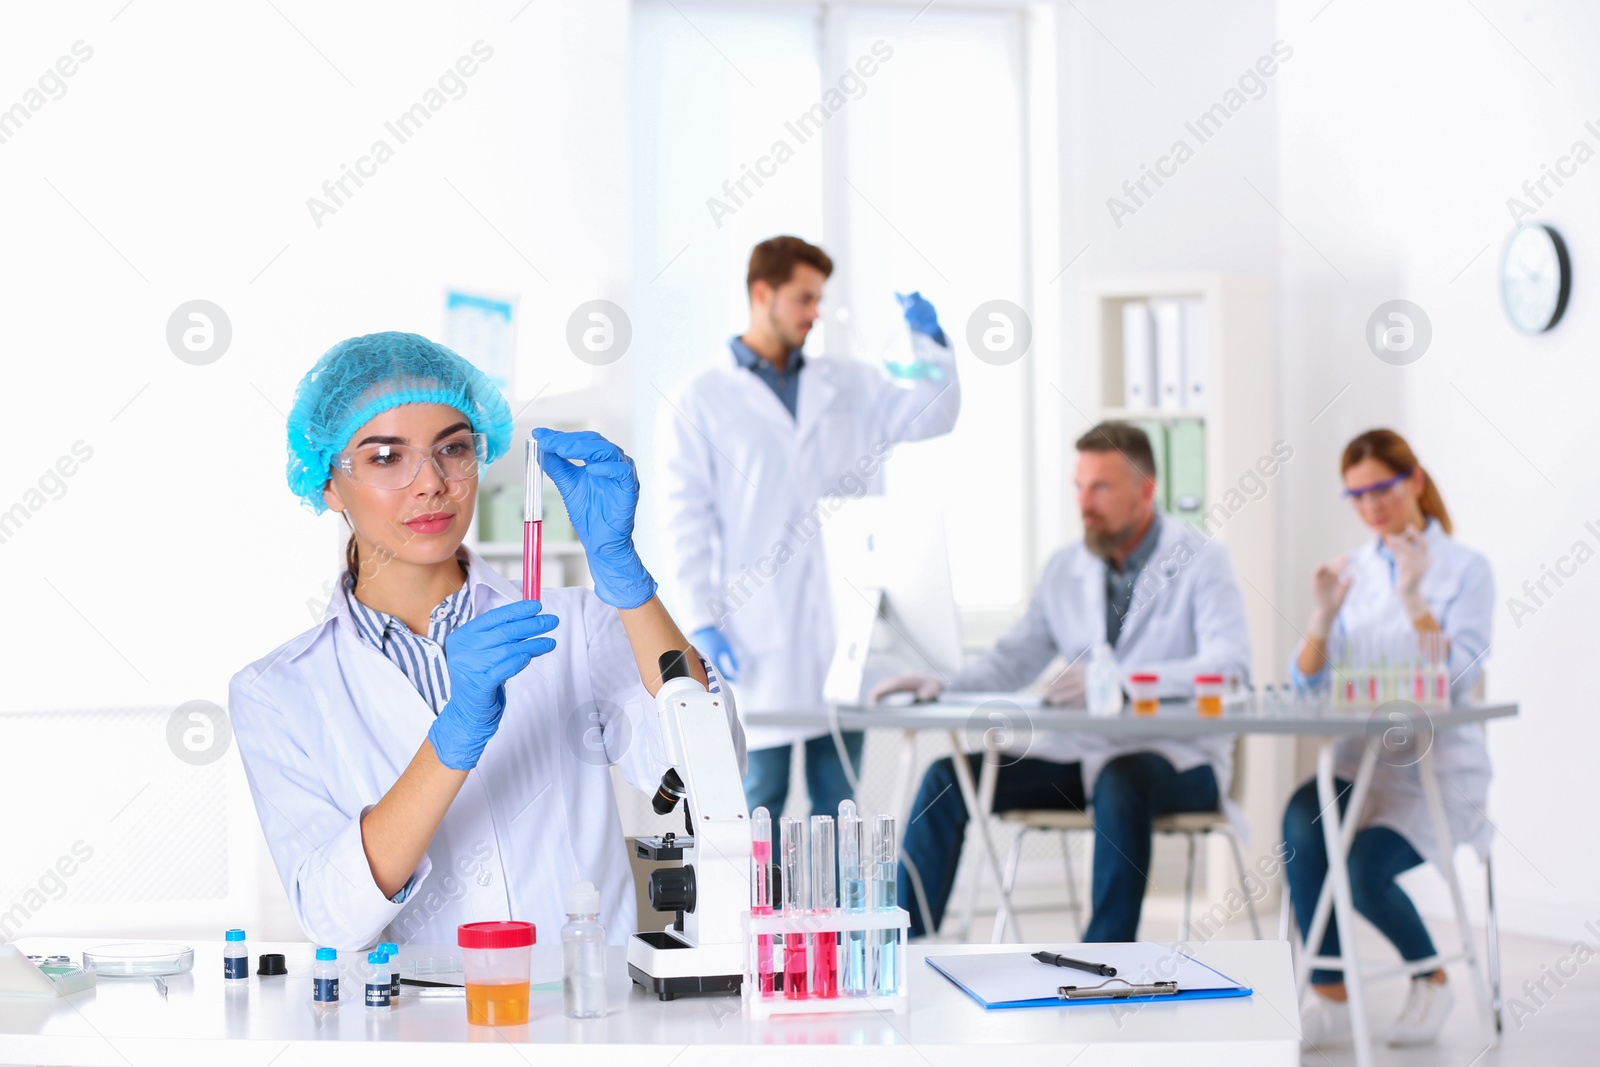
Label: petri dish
xmin=82 ymin=942 xmax=195 ymax=977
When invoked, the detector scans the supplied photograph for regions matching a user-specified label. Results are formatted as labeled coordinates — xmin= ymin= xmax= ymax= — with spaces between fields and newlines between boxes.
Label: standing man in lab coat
xmin=656 ymin=235 xmax=960 ymax=818
xmin=873 ymin=422 xmax=1252 ymax=940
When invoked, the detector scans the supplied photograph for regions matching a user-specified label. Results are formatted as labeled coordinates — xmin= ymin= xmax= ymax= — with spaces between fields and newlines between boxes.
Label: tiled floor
xmin=930 ymin=894 xmax=1600 ymax=1065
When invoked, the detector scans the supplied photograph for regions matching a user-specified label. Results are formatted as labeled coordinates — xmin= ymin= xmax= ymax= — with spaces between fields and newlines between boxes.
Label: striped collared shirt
xmin=345 ymin=570 xmax=475 ymax=714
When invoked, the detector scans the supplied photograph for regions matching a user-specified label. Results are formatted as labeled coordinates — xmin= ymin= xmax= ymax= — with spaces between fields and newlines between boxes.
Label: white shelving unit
xmin=1082 ymin=273 xmax=1291 ymax=902
xmin=1084 ymin=274 xmax=1276 ymax=669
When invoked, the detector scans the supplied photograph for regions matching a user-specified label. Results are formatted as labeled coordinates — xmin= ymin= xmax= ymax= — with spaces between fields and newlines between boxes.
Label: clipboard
xmin=925 ymin=943 xmax=1252 ymax=1010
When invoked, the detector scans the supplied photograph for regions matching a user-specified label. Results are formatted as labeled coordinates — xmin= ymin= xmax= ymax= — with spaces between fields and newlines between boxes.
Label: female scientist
xmin=230 ymin=332 xmax=743 ymax=951
xmin=1284 ymin=429 xmax=1493 ymax=1050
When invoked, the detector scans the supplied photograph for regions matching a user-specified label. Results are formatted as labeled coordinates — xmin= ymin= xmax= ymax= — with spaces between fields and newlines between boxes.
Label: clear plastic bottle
xmin=313 ymin=947 xmax=339 ymax=1006
xmin=377 ymin=941 xmax=400 ymax=1002
xmin=364 ymin=951 xmax=391 ymax=1010
xmin=223 ymin=929 xmax=249 ymax=982
xmin=561 ymin=880 xmax=607 ymax=1019
xmin=1086 ymin=643 xmax=1123 ymax=718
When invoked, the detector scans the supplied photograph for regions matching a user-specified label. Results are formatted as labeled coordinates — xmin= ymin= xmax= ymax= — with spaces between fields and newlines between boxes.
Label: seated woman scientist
xmin=229 ymin=332 xmax=745 ymax=951
xmin=1284 ymin=429 xmax=1493 ymax=1051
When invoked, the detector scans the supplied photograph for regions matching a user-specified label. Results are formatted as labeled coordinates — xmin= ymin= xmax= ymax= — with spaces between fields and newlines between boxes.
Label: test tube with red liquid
xmin=779 ymin=816 xmax=809 ymax=999
xmin=523 ymin=437 xmax=542 ymax=602
xmin=809 ymin=814 xmax=838 ymax=998
xmin=751 ymin=807 xmax=776 ymax=996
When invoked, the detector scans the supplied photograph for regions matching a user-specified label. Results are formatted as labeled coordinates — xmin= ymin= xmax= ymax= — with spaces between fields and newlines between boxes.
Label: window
xmin=633 ymin=0 xmax=1034 ymax=618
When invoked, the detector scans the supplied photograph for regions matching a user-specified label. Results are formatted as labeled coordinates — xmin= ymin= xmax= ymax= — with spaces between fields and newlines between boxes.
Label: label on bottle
xmin=224 ymin=955 xmax=248 ymax=980
xmin=390 ymin=972 xmax=400 ymax=998
xmin=366 ymin=981 xmax=390 ymax=1007
xmin=314 ymin=976 xmax=339 ymax=1003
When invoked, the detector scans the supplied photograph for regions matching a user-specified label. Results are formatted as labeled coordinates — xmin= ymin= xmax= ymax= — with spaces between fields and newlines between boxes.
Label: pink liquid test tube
xmin=779 ymin=816 xmax=808 ymax=999
xmin=751 ymin=806 xmax=775 ymax=996
xmin=810 ymin=814 xmax=838 ymax=998
xmin=523 ymin=437 xmax=542 ymax=602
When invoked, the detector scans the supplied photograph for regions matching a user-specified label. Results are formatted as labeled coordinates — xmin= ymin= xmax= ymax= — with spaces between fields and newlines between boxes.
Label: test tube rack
xmin=1326 ymin=630 xmax=1453 ymax=711
xmin=740 ymin=908 xmax=911 ymax=1018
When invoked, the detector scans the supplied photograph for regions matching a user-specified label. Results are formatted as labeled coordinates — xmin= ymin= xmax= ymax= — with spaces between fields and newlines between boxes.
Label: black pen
xmin=1032 ymin=950 xmax=1117 ymax=977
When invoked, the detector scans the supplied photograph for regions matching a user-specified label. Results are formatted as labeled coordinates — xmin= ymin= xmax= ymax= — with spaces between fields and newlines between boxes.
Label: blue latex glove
xmin=895 ymin=290 xmax=946 ymax=345
xmin=533 ymin=428 xmax=658 ymax=610
xmin=691 ymin=627 xmax=741 ymax=682
xmin=427 ymin=600 xmax=560 ymax=770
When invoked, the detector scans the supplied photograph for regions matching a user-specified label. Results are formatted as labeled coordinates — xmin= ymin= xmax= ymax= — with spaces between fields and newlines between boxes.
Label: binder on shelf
xmin=1152 ymin=300 xmax=1185 ymax=412
xmin=1167 ymin=419 xmax=1207 ymax=525
xmin=1181 ymin=298 xmax=1207 ymax=409
xmin=1133 ymin=419 xmax=1169 ymax=513
xmin=1120 ymin=301 xmax=1155 ymax=409
xmin=925 ymin=943 xmax=1251 ymax=1010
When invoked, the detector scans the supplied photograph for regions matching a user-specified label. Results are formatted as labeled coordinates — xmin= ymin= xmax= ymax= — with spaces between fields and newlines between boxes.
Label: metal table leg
xmin=1296 ymin=743 xmax=1379 ymax=993
xmin=944 ymin=730 xmax=1020 ymax=942
xmin=1311 ymin=741 xmax=1375 ymax=1067
xmin=956 ymin=753 xmax=999 ymax=940
xmin=1417 ymin=746 xmax=1495 ymax=1042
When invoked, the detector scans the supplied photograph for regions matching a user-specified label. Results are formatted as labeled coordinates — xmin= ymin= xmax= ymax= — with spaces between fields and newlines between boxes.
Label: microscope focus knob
xmin=648 ymin=865 xmax=697 ymax=914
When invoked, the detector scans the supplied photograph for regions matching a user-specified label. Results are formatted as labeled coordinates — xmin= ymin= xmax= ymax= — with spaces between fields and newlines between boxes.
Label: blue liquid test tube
xmin=838 ymin=800 xmax=868 ymax=996
xmin=870 ymin=813 xmax=898 ymax=996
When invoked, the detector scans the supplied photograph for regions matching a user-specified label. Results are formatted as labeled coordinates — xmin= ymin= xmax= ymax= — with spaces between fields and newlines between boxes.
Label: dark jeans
xmin=898 ymin=751 xmax=1220 ymax=941
xmin=742 ymin=731 xmax=866 ymax=818
xmin=1282 ymin=777 xmax=1438 ymax=985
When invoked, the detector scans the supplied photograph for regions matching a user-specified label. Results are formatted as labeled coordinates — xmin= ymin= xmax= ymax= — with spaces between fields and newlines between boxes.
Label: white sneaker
xmin=1299 ymin=994 xmax=1352 ymax=1051
xmin=1387 ymin=976 xmax=1454 ymax=1047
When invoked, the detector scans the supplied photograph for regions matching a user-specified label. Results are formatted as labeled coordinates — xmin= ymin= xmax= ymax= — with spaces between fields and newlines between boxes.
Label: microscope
xmin=627 ymin=650 xmax=752 ymax=1000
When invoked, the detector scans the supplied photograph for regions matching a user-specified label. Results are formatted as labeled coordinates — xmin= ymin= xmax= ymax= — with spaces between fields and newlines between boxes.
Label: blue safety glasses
xmin=1342 ymin=469 xmax=1411 ymax=501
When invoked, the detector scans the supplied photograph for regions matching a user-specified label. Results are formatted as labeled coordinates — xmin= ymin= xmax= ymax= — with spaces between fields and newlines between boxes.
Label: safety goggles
xmin=333 ymin=432 xmax=488 ymax=491
xmin=1342 ymin=469 xmax=1411 ymax=502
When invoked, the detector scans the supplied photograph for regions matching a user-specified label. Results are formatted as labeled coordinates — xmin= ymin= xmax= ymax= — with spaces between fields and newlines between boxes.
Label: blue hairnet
xmin=286 ymin=331 xmax=513 ymax=513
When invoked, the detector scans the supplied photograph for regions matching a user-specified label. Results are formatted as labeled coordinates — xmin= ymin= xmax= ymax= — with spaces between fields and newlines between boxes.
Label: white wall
xmin=1050 ymin=0 xmax=1283 ymax=554
xmin=1272 ymin=0 xmax=1600 ymax=940
xmin=0 ymin=0 xmax=634 ymax=939
xmin=1056 ymin=0 xmax=1600 ymax=939
xmin=5 ymin=0 xmax=1593 ymax=945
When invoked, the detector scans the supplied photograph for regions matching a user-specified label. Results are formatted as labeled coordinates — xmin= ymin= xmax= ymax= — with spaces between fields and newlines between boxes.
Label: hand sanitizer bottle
xmin=1087 ymin=643 xmax=1124 ymax=718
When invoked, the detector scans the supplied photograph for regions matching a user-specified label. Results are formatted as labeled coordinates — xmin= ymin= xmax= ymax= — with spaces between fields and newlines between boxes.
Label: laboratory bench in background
xmin=1 ymin=936 xmax=1299 ymax=1065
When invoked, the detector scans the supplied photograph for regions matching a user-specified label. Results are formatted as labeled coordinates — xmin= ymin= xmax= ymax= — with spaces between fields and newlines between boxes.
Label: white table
xmin=1 ymin=937 xmax=1299 ymax=1065
xmin=747 ymin=696 xmax=1519 ymax=1067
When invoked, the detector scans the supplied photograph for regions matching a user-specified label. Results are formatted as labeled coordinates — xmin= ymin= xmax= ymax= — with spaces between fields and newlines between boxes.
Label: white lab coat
xmin=228 ymin=548 xmax=746 ymax=952
xmin=949 ymin=516 xmax=1253 ymax=800
xmin=1293 ymin=519 xmax=1495 ymax=866
xmin=655 ymin=334 xmax=960 ymax=751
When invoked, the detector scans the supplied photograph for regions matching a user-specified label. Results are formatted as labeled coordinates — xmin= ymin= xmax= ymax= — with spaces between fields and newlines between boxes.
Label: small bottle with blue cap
xmin=364 ymin=951 xmax=391 ymax=1009
xmin=313 ymin=948 xmax=339 ymax=1006
xmin=378 ymin=942 xmax=400 ymax=1001
xmin=223 ymin=929 xmax=248 ymax=982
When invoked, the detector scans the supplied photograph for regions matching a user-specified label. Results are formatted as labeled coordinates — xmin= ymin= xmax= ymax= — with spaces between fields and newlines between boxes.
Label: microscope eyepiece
xmin=658 ymin=649 xmax=691 ymax=683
